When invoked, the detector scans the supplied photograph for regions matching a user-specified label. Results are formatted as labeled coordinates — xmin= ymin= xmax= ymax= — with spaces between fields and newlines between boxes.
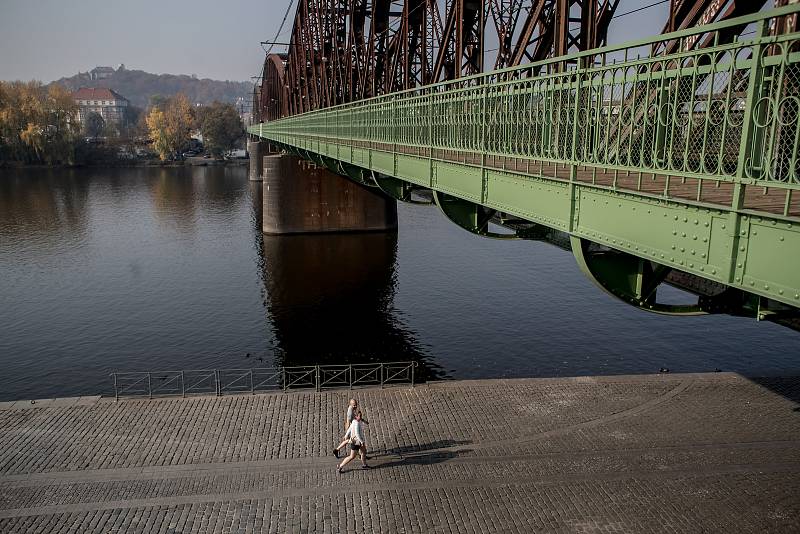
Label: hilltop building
xmin=72 ymin=87 xmax=129 ymax=128
xmin=89 ymin=66 xmax=115 ymax=80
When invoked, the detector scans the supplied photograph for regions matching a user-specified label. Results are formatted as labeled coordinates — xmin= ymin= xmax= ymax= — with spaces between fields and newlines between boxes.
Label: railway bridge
xmin=248 ymin=0 xmax=800 ymax=327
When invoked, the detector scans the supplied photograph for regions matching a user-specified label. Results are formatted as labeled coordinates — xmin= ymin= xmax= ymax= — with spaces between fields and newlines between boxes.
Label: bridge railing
xmin=254 ymin=5 xmax=800 ymax=210
xmin=110 ymin=361 xmax=418 ymax=400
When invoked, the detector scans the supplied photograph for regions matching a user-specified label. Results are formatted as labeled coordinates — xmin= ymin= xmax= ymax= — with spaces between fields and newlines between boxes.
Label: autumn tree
xmin=0 ymin=81 xmax=79 ymax=164
xmin=196 ymin=102 xmax=243 ymax=156
xmin=145 ymin=93 xmax=193 ymax=160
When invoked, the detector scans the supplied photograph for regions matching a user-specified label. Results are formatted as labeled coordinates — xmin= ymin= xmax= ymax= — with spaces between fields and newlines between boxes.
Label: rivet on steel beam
xmin=765 ymin=285 xmax=770 ymax=290
xmin=735 ymin=277 xmax=740 ymax=282
xmin=671 ymin=245 xmax=676 ymax=250
xmin=712 ymin=269 xmax=717 ymax=275
xmin=689 ymin=263 xmax=694 ymax=268
xmin=680 ymin=247 xmax=685 ymax=253
xmin=704 ymin=222 xmax=709 ymax=227
xmin=779 ymin=290 xmax=784 ymax=295
xmin=740 ymin=246 xmax=746 ymax=252
xmin=672 ymin=231 xmax=677 ymax=235
xmin=681 ymin=233 xmax=686 ymax=237
xmin=694 ymin=220 xmax=698 ymax=225
xmin=779 ymin=236 xmax=784 ymax=241
xmin=722 ymin=224 xmax=726 ymax=229
xmin=701 ymin=253 xmax=706 ymax=258
xmin=738 ymin=263 xmax=743 ymax=268
xmin=750 ymin=281 xmax=755 ymax=286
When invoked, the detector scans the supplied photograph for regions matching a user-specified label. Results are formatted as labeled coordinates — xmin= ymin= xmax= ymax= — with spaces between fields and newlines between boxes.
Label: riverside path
xmin=0 ymin=373 xmax=799 ymax=533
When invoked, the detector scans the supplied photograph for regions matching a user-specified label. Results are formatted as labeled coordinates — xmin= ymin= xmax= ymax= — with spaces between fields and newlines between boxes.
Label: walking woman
xmin=337 ymin=412 xmax=368 ymax=473
xmin=333 ymin=399 xmax=368 ymax=458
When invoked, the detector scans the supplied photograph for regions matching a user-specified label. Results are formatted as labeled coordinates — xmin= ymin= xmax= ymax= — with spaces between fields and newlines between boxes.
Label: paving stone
xmin=0 ymin=373 xmax=798 ymax=532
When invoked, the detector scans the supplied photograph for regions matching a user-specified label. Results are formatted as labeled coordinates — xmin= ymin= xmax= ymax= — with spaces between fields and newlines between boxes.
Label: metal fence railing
xmin=110 ymin=361 xmax=418 ymax=400
xmin=252 ymin=5 xmax=800 ymax=201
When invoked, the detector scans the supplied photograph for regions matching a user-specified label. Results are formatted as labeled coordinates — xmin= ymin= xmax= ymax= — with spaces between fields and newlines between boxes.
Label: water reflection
xmin=256 ymin=228 xmax=445 ymax=380
xmin=0 ymin=168 xmax=90 ymax=248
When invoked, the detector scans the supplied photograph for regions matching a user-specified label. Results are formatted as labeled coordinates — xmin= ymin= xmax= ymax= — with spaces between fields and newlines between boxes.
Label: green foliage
xmin=0 ymin=81 xmax=79 ymax=165
xmin=196 ymin=102 xmax=243 ymax=156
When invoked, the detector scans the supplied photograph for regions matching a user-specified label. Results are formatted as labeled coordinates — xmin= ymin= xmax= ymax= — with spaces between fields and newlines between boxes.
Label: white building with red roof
xmin=72 ymin=87 xmax=129 ymax=128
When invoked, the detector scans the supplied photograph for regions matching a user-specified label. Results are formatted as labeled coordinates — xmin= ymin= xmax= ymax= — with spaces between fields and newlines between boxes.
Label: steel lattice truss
xmin=257 ymin=0 xmax=776 ymax=122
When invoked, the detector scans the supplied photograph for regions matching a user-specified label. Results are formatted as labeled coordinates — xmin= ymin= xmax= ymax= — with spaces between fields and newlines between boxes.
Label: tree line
xmin=0 ymin=81 xmax=244 ymax=165
xmin=145 ymin=94 xmax=244 ymax=160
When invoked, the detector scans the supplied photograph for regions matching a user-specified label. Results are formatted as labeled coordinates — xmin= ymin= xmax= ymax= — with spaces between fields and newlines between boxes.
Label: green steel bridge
xmin=250 ymin=6 xmax=800 ymax=327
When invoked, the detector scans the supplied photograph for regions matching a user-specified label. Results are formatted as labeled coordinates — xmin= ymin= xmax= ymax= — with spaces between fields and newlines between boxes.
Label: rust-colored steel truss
xmin=257 ymin=0 xmax=776 ymax=122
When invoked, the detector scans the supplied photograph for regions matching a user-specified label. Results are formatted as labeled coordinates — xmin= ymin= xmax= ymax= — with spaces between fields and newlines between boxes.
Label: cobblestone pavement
xmin=0 ymin=373 xmax=798 ymax=533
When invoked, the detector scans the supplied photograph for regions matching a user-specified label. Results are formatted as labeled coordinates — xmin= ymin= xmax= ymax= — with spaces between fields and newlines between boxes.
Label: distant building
xmin=72 ymin=87 xmax=129 ymax=128
xmin=89 ymin=66 xmax=116 ymax=80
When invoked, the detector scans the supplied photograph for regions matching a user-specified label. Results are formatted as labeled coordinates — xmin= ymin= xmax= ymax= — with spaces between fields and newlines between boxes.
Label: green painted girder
xmin=250 ymin=5 xmax=800 ymax=315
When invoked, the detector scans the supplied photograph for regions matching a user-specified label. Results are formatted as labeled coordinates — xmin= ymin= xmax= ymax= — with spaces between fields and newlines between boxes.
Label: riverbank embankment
xmin=0 ymin=373 xmax=798 ymax=532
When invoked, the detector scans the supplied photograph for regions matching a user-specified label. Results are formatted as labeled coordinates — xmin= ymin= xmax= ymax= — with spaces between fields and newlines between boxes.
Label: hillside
xmin=51 ymin=67 xmax=252 ymax=108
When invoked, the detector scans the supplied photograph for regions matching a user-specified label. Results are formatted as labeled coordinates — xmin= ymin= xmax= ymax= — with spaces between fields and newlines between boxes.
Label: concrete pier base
xmin=262 ymin=154 xmax=397 ymax=234
xmin=247 ymin=140 xmax=265 ymax=181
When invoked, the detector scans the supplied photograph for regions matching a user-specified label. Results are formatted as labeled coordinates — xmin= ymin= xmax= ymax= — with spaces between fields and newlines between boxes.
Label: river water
xmin=0 ymin=166 xmax=798 ymax=400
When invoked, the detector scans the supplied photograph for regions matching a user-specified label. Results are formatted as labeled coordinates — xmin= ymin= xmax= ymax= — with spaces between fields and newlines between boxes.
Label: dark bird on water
xmin=659 ymin=367 xmax=670 ymax=373
xmin=246 ymin=353 xmax=250 ymax=358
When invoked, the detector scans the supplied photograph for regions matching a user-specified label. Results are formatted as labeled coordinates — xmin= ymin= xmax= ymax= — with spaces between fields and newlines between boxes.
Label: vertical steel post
xmin=349 ymin=364 xmax=353 ymax=390
xmin=214 ymin=370 xmax=220 ymax=396
xmin=147 ymin=373 xmax=152 ymax=399
xmin=250 ymin=370 xmax=254 ymax=395
xmin=181 ymin=371 xmax=185 ymax=398
xmin=283 ymin=368 xmax=287 ymax=392
xmin=380 ymin=363 xmax=384 ymax=389
xmin=316 ymin=366 xmax=321 ymax=392
xmin=113 ymin=373 xmax=118 ymax=401
xmin=411 ymin=362 xmax=415 ymax=388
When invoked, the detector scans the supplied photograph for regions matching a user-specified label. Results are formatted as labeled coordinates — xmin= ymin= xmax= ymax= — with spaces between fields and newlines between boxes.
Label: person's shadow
xmin=370 ymin=439 xmax=472 ymax=469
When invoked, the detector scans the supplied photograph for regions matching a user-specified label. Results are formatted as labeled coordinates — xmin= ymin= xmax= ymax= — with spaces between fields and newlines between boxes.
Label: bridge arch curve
xmin=260 ymin=53 xmax=288 ymax=122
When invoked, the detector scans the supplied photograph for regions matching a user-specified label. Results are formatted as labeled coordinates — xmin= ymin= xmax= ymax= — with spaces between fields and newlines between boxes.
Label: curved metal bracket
xmin=570 ymin=235 xmax=709 ymax=316
xmin=433 ymin=191 xmax=518 ymax=239
xmin=372 ymin=173 xmax=433 ymax=204
xmin=340 ymin=163 xmax=379 ymax=188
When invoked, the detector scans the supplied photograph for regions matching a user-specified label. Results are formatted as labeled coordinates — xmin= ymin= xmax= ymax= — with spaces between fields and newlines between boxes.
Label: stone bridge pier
xmin=260 ymin=154 xmax=397 ymax=234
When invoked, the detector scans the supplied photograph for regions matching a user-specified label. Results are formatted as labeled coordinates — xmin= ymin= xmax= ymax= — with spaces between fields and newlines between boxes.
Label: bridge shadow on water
xmin=250 ymin=182 xmax=446 ymax=381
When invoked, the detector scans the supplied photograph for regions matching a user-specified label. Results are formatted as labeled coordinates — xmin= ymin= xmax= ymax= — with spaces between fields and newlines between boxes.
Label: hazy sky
xmin=0 ymin=0 xmax=669 ymax=83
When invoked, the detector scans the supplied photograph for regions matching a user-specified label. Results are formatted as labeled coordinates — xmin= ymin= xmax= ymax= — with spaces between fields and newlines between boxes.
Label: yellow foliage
xmin=0 ymin=80 xmax=78 ymax=164
xmin=145 ymin=93 xmax=193 ymax=160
